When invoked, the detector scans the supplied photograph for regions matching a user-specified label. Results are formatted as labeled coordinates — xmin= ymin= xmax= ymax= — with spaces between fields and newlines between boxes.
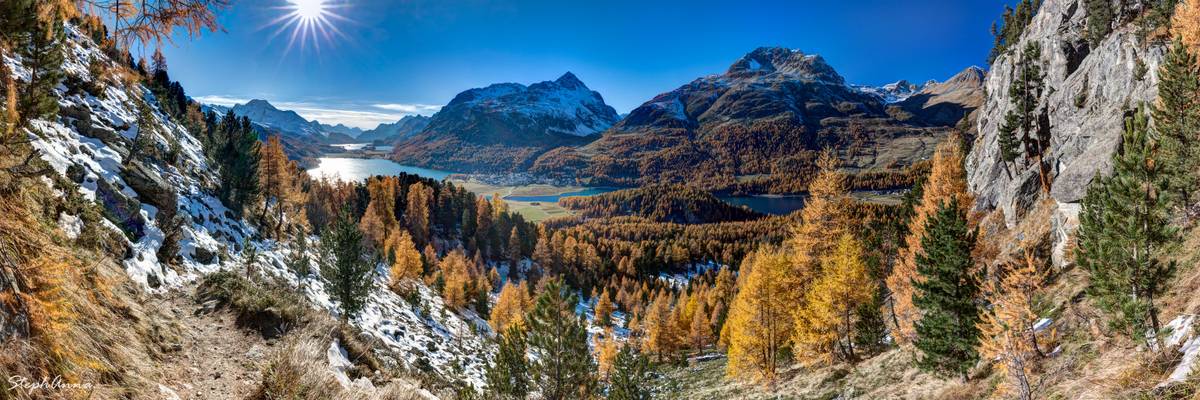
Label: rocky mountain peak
xmin=555 ymin=71 xmax=586 ymax=89
xmin=726 ymin=47 xmax=845 ymax=84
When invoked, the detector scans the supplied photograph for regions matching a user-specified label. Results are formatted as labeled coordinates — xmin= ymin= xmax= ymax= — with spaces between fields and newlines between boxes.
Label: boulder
xmin=192 ymin=246 xmax=216 ymax=265
xmin=122 ymin=160 xmax=176 ymax=212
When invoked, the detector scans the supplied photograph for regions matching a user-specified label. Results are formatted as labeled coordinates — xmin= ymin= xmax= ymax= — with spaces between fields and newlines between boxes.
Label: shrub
xmin=196 ymin=271 xmax=308 ymax=338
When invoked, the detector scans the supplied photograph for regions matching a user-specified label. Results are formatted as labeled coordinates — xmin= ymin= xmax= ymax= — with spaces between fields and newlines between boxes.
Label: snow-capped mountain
xmin=855 ymin=80 xmax=926 ymax=103
xmin=357 ymin=114 xmax=431 ymax=143
xmin=392 ymin=72 xmax=620 ymax=172
xmin=531 ymin=47 xmax=984 ymax=185
xmin=613 ymin=46 xmax=885 ymax=132
xmin=229 ymin=99 xmax=326 ymax=137
xmin=433 ymin=72 xmax=619 ymax=137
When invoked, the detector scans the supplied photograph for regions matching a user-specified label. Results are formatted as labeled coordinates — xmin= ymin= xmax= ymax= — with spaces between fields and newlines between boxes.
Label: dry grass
xmin=249 ymin=329 xmax=432 ymax=400
xmin=0 ymin=154 xmax=186 ymax=399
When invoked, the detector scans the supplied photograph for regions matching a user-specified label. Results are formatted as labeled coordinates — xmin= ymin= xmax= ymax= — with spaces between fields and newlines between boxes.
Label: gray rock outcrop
xmin=967 ymin=0 xmax=1165 ymax=231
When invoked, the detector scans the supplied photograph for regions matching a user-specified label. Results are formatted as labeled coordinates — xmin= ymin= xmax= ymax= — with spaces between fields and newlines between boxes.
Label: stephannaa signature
xmin=7 ymin=375 xmax=95 ymax=396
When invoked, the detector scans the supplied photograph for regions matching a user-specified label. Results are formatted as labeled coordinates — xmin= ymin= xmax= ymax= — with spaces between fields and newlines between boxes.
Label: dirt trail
xmin=154 ymin=287 xmax=275 ymax=400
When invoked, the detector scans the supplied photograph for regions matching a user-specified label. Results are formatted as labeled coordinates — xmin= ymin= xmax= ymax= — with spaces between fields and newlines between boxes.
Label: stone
xmin=192 ymin=246 xmax=216 ymax=265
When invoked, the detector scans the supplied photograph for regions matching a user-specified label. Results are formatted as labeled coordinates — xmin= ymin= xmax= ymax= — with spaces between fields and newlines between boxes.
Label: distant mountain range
xmin=201 ymin=99 xmax=431 ymax=144
xmin=529 ymin=47 xmax=984 ymax=189
xmin=391 ymin=72 xmax=621 ymax=172
xmin=202 ymin=49 xmax=981 ymax=185
xmin=356 ymin=115 xmax=431 ymax=143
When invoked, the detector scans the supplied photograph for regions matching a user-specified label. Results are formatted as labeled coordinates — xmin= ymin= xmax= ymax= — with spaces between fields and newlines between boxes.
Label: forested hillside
xmin=558 ymin=184 xmax=762 ymax=224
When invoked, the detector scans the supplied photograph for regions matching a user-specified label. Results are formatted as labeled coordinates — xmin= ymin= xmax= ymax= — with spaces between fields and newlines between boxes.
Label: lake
xmin=307 ymin=157 xmax=454 ymax=182
xmin=718 ymin=195 xmax=808 ymax=216
xmin=307 ymin=157 xmax=811 ymax=216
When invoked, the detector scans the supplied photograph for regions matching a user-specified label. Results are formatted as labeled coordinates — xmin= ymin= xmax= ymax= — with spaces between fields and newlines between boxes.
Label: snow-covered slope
xmin=229 ymin=99 xmax=326 ymax=137
xmin=10 ymin=24 xmax=494 ymax=390
xmin=391 ymin=72 xmax=620 ymax=172
xmin=434 ymin=72 xmax=620 ymax=137
xmin=854 ymin=80 xmax=927 ymax=103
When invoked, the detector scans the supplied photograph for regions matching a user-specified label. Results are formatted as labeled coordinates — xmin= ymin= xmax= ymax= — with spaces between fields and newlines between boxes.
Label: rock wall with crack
xmin=966 ymin=0 xmax=1166 ymax=264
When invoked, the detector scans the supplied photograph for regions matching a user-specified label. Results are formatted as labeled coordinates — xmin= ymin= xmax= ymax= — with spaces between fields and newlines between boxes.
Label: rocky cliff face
xmin=966 ymin=0 xmax=1165 ymax=260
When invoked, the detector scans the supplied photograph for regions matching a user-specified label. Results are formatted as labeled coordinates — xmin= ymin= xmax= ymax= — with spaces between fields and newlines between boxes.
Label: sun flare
xmin=265 ymin=0 xmax=348 ymax=56
xmin=292 ymin=0 xmax=327 ymax=21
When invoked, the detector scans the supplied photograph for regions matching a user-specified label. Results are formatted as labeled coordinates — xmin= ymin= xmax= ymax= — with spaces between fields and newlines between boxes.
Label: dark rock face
xmin=123 ymin=160 xmax=174 ymax=211
xmin=96 ymin=178 xmax=144 ymax=240
xmin=192 ymin=246 xmax=217 ymax=265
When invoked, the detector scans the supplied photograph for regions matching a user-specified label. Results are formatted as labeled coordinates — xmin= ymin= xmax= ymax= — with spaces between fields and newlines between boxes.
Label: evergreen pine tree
xmin=288 ymin=225 xmax=311 ymax=277
xmin=1085 ymin=0 xmax=1114 ymax=46
xmin=912 ymin=198 xmax=981 ymax=380
xmin=998 ymin=42 xmax=1048 ymax=189
xmin=320 ymin=209 xmax=376 ymax=322
xmin=216 ymin=113 xmax=260 ymax=217
xmin=607 ymin=346 xmax=652 ymax=400
xmin=18 ymin=16 xmax=65 ymax=123
xmin=1075 ymin=106 xmax=1177 ymax=343
xmin=1152 ymin=39 xmax=1200 ymax=205
xmin=526 ymin=279 xmax=596 ymax=400
xmin=485 ymin=326 xmax=530 ymax=400
xmin=128 ymin=100 xmax=159 ymax=164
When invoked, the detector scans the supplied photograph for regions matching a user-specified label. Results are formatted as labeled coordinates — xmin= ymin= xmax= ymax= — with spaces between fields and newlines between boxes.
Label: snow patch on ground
xmin=1158 ymin=314 xmax=1200 ymax=385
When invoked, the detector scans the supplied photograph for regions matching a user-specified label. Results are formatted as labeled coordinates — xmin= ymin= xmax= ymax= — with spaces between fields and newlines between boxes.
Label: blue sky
xmin=161 ymin=0 xmax=1012 ymax=129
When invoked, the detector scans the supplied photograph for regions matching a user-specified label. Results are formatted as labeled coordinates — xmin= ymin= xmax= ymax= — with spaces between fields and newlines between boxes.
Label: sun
xmin=264 ymin=0 xmax=349 ymax=56
xmin=291 ymin=0 xmax=327 ymax=21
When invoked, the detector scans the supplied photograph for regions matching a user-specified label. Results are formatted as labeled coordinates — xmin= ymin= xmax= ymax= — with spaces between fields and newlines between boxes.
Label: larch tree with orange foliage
xmin=1175 ymin=0 xmax=1200 ymax=57
xmin=979 ymin=251 xmax=1048 ymax=400
xmin=594 ymin=331 xmax=621 ymax=380
xmin=75 ymin=0 xmax=229 ymax=48
xmin=643 ymin=290 xmax=680 ymax=362
xmin=793 ymin=234 xmax=875 ymax=364
xmin=788 ymin=149 xmax=849 ymax=275
xmin=724 ymin=248 xmax=796 ymax=384
xmin=887 ymin=135 xmax=974 ymax=344
xmin=440 ymin=249 xmax=473 ymax=309
xmin=385 ymin=228 xmax=423 ymax=295
xmin=688 ymin=300 xmax=714 ymax=353
xmin=257 ymin=135 xmax=306 ymax=238
xmin=405 ymin=182 xmax=433 ymax=247
xmin=490 ymin=280 xmax=532 ymax=333
xmin=359 ymin=177 xmax=399 ymax=247
xmin=594 ymin=288 xmax=615 ymax=328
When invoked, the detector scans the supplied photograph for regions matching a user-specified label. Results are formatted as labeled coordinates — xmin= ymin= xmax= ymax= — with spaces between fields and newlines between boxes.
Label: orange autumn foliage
xmin=490 ymin=280 xmax=532 ymax=333
xmin=1175 ymin=0 xmax=1200 ymax=58
xmin=886 ymin=135 xmax=974 ymax=344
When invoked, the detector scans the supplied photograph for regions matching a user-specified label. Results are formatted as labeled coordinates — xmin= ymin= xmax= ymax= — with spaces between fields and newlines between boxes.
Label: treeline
xmin=559 ymin=184 xmax=762 ymax=224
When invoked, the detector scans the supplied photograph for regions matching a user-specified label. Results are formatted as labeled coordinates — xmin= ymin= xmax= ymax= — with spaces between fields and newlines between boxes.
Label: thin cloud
xmin=193 ymin=95 xmax=251 ymax=106
xmin=372 ymin=103 xmax=442 ymax=114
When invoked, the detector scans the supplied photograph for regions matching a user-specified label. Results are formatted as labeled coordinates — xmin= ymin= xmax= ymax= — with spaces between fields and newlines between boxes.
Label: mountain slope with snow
xmin=10 ymin=23 xmax=492 ymax=393
xmin=532 ymin=47 xmax=983 ymax=189
xmin=391 ymin=72 xmax=620 ymax=172
xmin=358 ymin=114 xmax=431 ymax=143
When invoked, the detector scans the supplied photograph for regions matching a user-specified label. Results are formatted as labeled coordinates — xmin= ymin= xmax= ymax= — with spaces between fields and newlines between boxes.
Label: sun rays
xmin=264 ymin=0 xmax=350 ymax=57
